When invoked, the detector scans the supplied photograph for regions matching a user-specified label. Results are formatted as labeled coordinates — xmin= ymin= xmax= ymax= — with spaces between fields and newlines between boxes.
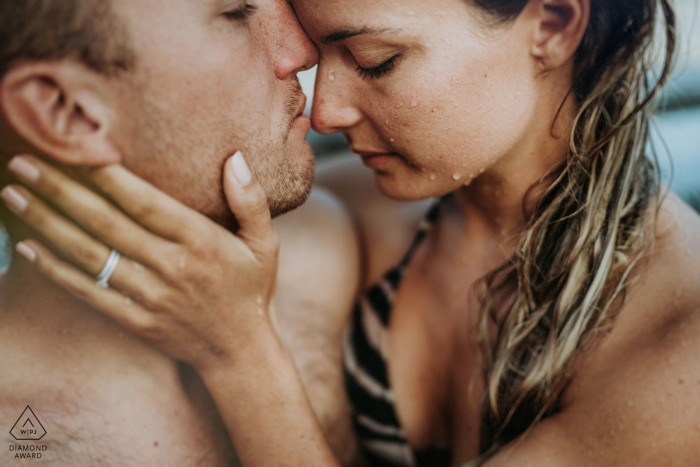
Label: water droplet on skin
xmin=429 ymin=174 xmax=437 ymax=181
xmin=479 ymin=168 xmax=485 ymax=173
xmin=328 ymin=70 xmax=336 ymax=82
xmin=390 ymin=138 xmax=395 ymax=142
xmin=385 ymin=119 xmax=390 ymax=125
xmin=410 ymin=101 xmax=418 ymax=108
xmin=396 ymin=103 xmax=403 ymax=109
xmin=453 ymin=173 xmax=462 ymax=180
xmin=469 ymin=173 xmax=475 ymax=178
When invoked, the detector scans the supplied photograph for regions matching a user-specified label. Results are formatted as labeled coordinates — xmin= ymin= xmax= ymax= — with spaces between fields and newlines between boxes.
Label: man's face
xmin=108 ymin=0 xmax=318 ymax=224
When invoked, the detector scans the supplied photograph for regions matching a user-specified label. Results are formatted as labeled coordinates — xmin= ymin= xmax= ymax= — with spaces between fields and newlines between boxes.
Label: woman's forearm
xmin=200 ymin=326 xmax=341 ymax=467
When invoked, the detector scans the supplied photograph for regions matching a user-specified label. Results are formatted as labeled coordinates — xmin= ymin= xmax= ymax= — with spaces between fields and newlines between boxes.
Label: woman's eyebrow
xmin=320 ymin=27 xmax=402 ymax=44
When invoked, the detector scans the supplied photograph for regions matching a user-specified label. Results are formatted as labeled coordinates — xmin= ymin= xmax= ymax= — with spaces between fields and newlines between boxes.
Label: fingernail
xmin=1 ymin=186 xmax=28 ymax=214
xmin=8 ymin=156 xmax=40 ymax=184
xmin=15 ymin=242 xmax=36 ymax=263
xmin=229 ymin=151 xmax=252 ymax=187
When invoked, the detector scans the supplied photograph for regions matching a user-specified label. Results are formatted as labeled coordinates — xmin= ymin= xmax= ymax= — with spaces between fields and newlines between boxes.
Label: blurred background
xmin=1 ymin=0 xmax=699 ymax=273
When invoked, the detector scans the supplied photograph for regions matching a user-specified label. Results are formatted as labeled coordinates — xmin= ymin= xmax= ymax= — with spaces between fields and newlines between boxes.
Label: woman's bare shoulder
xmin=316 ymin=152 xmax=433 ymax=287
xmin=545 ymin=193 xmax=700 ymax=463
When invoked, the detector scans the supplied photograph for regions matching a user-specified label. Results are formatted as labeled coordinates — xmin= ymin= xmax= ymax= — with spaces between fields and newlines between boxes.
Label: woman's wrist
xmin=196 ymin=311 xmax=283 ymax=382
xmin=197 ymin=323 xmax=340 ymax=466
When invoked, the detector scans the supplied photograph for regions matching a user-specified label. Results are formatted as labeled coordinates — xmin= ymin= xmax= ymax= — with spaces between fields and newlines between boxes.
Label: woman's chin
xmin=372 ymin=171 xmax=453 ymax=202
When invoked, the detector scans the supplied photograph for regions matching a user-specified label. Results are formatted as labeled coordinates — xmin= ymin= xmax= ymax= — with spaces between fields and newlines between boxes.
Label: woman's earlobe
xmin=0 ymin=61 xmax=121 ymax=166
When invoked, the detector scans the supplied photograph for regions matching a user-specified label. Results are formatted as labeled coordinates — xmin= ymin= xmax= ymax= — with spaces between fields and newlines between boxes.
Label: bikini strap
xmin=396 ymin=195 xmax=448 ymax=271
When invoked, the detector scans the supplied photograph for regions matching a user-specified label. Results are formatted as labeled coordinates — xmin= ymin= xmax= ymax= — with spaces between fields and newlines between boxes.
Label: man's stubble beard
xmin=120 ymin=78 xmax=315 ymax=232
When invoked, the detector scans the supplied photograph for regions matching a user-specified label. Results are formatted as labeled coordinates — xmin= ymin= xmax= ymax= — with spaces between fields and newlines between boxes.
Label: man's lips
xmin=294 ymin=95 xmax=307 ymax=119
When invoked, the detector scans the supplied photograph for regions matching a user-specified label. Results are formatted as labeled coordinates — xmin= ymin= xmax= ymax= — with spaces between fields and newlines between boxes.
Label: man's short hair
xmin=0 ymin=0 xmax=134 ymax=79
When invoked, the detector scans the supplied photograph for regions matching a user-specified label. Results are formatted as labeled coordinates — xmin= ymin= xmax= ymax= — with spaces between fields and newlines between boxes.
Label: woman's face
xmin=292 ymin=0 xmax=544 ymax=200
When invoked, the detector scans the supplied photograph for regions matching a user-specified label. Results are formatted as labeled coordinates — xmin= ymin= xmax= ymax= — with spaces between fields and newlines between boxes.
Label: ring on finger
xmin=96 ymin=250 xmax=121 ymax=289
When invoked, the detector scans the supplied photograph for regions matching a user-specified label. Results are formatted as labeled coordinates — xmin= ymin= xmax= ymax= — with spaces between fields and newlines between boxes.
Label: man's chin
xmin=210 ymin=161 xmax=315 ymax=233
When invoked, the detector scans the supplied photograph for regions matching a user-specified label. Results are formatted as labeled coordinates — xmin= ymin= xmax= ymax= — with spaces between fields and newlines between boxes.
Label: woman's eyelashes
xmin=223 ymin=2 xmax=257 ymax=21
xmin=357 ymin=56 xmax=397 ymax=80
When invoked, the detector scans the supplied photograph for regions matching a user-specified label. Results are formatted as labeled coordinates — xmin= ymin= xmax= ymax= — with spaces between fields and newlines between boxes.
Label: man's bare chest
xmin=0 ymin=356 xmax=236 ymax=466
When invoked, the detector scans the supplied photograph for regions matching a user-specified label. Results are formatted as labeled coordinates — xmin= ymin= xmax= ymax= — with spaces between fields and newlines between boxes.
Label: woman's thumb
xmin=223 ymin=152 xmax=278 ymax=258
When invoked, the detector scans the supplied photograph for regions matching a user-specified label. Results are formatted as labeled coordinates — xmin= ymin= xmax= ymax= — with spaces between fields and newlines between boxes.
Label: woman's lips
xmin=356 ymin=152 xmax=397 ymax=170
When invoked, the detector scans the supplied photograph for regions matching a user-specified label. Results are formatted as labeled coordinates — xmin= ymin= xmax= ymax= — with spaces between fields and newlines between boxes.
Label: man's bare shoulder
xmin=274 ymin=185 xmax=361 ymax=318
xmin=315 ymin=152 xmax=433 ymax=287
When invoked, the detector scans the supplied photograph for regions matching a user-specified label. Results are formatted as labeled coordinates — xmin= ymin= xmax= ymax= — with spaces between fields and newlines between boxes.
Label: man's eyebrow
xmin=320 ymin=27 xmax=401 ymax=45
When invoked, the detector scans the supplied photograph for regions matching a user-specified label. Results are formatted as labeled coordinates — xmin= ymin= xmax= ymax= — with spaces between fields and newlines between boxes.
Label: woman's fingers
xmin=86 ymin=164 xmax=206 ymax=243
xmin=8 ymin=155 xmax=194 ymax=245
xmin=1 ymin=184 xmax=163 ymax=295
xmin=15 ymin=239 xmax=155 ymax=333
xmin=7 ymin=155 xmax=171 ymax=260
xmin=224 ymin=152 xmax=279 ymax=260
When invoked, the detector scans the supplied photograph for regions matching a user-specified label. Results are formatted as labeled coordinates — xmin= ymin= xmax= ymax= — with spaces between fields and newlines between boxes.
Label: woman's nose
xmin=311 ymin=66 xmax=363 ymax=135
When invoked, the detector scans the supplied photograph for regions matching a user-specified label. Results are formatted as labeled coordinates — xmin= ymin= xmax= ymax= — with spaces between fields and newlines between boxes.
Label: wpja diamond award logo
xmin=9 ymin=406 xmax=48 ymax=460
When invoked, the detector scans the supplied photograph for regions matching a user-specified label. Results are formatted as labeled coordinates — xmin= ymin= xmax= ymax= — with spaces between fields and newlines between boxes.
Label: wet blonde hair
xmin=471 ymin=0 xmax=678 ymax=458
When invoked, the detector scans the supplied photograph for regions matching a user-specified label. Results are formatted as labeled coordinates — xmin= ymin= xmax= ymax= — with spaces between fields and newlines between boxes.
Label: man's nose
xmin=273 ymin=4 xmax=319 ymax=79
xmin=310 ymin=64 xmax=363 ymax=135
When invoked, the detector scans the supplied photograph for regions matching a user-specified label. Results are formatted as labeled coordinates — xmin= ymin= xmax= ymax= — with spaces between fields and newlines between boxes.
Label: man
xmin=0 ymin=0 xmax=360 ymax=464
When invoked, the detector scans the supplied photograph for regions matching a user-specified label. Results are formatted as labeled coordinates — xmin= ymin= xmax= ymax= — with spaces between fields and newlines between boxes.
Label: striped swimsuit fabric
xmin=344 ymin=199 xmax=452 ymax=467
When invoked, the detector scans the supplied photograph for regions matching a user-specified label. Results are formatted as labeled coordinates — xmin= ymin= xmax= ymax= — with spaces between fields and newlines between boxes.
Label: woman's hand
xmin=2 ymin=153 xmax=341 ymax=466
xmin=2 ymin=152 xmax=279 ymax=372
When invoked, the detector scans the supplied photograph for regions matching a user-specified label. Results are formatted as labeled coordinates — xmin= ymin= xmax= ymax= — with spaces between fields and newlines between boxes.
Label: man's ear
xmin=530 ymin=0 xmax=590 ymax=71
xmin=0 ymin=61 xmax=121 ymax=165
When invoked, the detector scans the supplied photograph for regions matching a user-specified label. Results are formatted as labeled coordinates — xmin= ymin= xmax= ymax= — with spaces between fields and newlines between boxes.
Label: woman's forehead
xmin=289 ymin=0 xmax=468 ymax=38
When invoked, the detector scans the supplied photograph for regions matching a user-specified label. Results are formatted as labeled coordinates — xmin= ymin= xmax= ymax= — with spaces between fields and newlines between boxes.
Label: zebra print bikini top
xmin=343 ymin=199 xmax=452 ymax=467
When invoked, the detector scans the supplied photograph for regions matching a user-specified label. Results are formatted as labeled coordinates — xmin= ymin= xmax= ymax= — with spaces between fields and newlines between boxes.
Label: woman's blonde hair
xmin=471 ymin=0 xmax=678 ymax=459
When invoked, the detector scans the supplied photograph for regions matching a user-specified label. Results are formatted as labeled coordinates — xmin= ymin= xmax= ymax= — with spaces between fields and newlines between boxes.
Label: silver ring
xmin=96 ymin=250 xmax=121 ymax=289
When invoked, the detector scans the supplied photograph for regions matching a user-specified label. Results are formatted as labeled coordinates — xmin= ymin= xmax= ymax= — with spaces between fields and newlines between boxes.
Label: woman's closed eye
xmin=357 ymin=56 xmax=397 ymax=80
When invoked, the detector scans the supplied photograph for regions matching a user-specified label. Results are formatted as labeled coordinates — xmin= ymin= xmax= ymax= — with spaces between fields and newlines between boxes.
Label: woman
xmin=4 ymin=0 xmax=700 ymax=465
